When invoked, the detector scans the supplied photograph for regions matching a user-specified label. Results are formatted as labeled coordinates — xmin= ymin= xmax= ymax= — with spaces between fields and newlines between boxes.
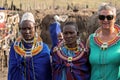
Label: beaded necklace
xmin=22 ymin=37 xmax=34 ymax=43
xmin=21 ymin=38 xmax=36 ymax=51
xmin=64 ymin=45 xmax=80 ymax=53
xmin=14 ymin=36 xmax=42 ymax=80
xmin=14 ymin=36 xmax=43 ymax=57
xmin=54 ymin=40 xmax=86 ymax=62
xmin=94 ymin=24 xmax=120 ymax=50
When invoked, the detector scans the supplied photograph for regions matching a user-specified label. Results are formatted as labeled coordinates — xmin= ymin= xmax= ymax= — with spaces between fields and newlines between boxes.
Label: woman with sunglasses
xmin=86 ymin=3 xmax=120 ymax=80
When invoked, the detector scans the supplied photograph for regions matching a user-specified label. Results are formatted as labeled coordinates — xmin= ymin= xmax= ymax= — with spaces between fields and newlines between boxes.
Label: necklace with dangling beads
xmin=21 ymin=40 xmax=36 ymax=57
xmin=14 ymin=36 xmax=41 ymax=80
xmin=14 ymin=36 xmax=43 ymax=57
xmin=53 ymin=40 xmax=86 ymax=62
xmin=21 ymin=38 xmax=36 ymax=51
xmin=94 ymin=24 xmax=120 ymax=50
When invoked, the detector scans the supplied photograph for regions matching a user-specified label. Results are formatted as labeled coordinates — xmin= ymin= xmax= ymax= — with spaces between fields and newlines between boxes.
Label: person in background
xmin=8 ymin=12 xmax=52 ymax=80
xmin=86 ymin=3 xmax=120 ymax=80
xmin=49 ymin=15 xmax=64 ymax=55
xmin=51 ymin=21 xmax=90 ymax=80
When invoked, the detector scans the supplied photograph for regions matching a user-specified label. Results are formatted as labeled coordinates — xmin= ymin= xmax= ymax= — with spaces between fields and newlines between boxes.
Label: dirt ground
xmin=0 ymin=67 xmax=7 ymax=80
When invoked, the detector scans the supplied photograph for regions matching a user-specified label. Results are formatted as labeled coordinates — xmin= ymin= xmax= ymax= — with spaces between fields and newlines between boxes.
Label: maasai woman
xmin=8 ymin=12 xmax=52 ymax=80
xmin=51 ymin=21 xmax=90 ymax=80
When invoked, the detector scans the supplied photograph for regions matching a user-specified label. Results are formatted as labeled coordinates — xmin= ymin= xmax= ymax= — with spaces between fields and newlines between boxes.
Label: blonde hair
xmin=98 ymin=3 xmax=116 ymax=15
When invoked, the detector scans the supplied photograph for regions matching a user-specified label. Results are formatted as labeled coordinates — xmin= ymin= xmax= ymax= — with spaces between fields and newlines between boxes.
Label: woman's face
xmin=98 ymin=10 xmax=116 ymax=29
xmin=63 ymin=25 xmax=78 ymax=45
xmin=20 ymin=20 xmax=35 ymax=41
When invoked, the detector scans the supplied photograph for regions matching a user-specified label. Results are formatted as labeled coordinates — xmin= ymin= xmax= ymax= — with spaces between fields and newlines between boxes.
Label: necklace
xmin=14 ymin=36 xmax=43 ymax=57
xmin=65 ymin=45 xmax=78 ymax=51
xmin=94 ymin=24 xmax=120 ymax=50
xmin=54 ymin=40 xmax=86 ymax=62
xmin=65 ymin=45 xmax=81 ymax=54
xmin=21 ymin=38 xmax=36 ymax=51
xmin=22 ymin=37 xmax=34 ymax=43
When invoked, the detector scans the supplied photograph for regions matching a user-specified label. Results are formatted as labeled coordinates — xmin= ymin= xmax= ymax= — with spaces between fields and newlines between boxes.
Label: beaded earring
xmin=18 ymin=32 xmax=21 ymax=36
xmin=35 ymin=32 xmax=38 ymax=38
xmin=77 ymin=37 xmax=81 ymax=45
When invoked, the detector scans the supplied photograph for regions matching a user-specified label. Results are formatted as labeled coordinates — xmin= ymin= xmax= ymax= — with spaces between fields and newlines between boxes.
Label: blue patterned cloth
xmin=8 ymin=42 xmax=52 ymax=80
xmin=52 ymin=45 xmax=91 ymax=80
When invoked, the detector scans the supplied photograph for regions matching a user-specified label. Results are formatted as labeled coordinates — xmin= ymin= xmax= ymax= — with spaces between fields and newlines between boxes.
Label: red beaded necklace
xmin=94 ymin=24 xmax=120 ymax=50
xmin=54 ymin=40 xmax=86 ymax=62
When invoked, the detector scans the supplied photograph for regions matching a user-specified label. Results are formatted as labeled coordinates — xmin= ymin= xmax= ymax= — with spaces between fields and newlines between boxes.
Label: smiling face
xmin=98 ymin=9 xmax=116 ymax=29
xmin=63 ymin=24 xmax=78 ymax=46
xmin=20 ymin=20 xmax=35 ymax=41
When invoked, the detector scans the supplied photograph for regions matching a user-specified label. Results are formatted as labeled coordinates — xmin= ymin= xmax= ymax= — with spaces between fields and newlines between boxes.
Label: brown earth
xmin=0 ymin=67 xmax=7 ymax=80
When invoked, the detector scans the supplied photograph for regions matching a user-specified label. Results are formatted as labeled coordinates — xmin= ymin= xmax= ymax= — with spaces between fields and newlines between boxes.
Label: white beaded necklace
xmin=22 ymin=37 xmax=34 ymax=43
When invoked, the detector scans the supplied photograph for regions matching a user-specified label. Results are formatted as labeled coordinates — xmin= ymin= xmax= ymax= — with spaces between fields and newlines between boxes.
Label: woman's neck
xmin=101 ymin=26 xmax=115 ymax=36
xmin=65 ymin=42 xmax=77 ymax=48
xmin=22 ymin=37 xmax=34 ymax=44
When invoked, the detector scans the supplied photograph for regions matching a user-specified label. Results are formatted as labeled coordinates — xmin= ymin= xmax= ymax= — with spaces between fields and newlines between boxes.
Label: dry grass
xmin=0 ymin=0 xmax=120 ymax=10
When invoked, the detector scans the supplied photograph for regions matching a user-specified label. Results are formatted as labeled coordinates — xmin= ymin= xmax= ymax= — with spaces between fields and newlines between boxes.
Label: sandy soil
xmin=0 ymin=67 xmax=7 ymax=80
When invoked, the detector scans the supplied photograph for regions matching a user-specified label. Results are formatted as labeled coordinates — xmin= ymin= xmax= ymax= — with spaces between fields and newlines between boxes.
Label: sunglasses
xmin=98 ymin=15 xmax=114 ymax=20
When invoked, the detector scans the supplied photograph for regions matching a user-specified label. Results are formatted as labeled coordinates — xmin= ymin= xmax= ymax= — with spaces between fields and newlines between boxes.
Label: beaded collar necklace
xmin=22 ymin=37 xmax=34 ymax=43
xmin=14 ymin=36 xmax=43 ymax=57
xmin=53 ymin=40 xmax=86 ymax=62
xmin=65 ymin=45 xmax=77 ymax=50
xmin=94 ymin=24 xmax=120 ymax=50
xmin=21 ymin=38 xmax=36 ymax=51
